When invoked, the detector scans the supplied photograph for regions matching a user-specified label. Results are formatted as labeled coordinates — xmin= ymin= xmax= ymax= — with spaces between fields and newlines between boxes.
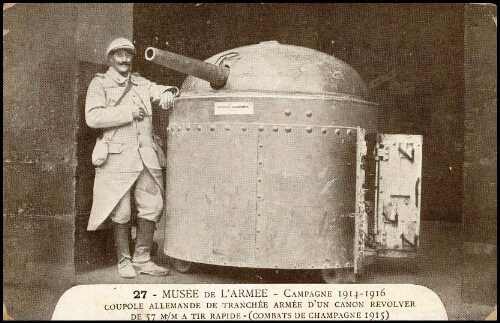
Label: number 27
xmin=133 ymin=290 xmax=147 ymax=299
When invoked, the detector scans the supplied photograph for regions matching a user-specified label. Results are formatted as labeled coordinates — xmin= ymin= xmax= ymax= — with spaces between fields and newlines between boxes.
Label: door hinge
xmin=374 ymin=145 xmax=389 ymax=161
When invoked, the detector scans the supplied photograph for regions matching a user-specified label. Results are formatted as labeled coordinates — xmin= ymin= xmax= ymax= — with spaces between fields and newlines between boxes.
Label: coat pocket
xmin=108 ymin=142 xmax=124 ymax=154
xmin=92 ymin=138 xmax=108 ymax=166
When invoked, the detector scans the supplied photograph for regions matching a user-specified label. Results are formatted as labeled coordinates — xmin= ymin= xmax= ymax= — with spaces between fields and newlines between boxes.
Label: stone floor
xmin=3 ymin=221 xmax=496 ymax=320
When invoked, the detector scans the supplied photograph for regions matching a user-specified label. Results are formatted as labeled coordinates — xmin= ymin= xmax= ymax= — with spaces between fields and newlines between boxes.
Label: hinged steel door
xmin=354 ymin=127 xmax=368 ymax=274
xmin=355 ymin=131 xmax=423 ymax=273
xmin=374 ymin=133 xmax=422 ymax=257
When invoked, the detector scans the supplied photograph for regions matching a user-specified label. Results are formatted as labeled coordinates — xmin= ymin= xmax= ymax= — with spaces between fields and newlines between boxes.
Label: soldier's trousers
xmin=109 ymin=168 xmax=163 ymax=224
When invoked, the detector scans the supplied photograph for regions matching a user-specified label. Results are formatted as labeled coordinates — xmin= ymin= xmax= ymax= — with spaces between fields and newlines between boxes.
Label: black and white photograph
xmin=3 ymin=3 xmax=497 ymax=320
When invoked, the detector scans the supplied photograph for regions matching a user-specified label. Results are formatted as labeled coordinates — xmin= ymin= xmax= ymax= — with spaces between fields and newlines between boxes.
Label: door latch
xmin=397 ymin=143 xmax=414 ymax=162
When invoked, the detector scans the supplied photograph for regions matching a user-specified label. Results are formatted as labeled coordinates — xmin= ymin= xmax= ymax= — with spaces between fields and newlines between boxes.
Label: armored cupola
xmin=181 ymin=41 xmax=369 ymax=100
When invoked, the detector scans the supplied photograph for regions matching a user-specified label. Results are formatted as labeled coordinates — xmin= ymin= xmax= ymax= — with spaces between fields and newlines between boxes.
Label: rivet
xmin=272 ymin=126 xmax=278 ymax=132
xmin=170 ymin=126 xmax=175 ymax=132
xmin=335 ymin=129 xmax=340 ymax=135
xmin=305 ymin=110 xmax=312 ymax=117
xmin=186 ymin=125 xmax=191 ymax=131
xmin=257 ymin=178 xmax=262 ymax=182
xmin=241 ymin=126 xmax=247 ymax=131
xmin=306 ymin=127 xmax=312 ymax=133
xmin=197 ymin=125 xmax=202 ymax=131
xmin=347 ymin=129 xmax=352 ymax=135
xmin=257 ymin=195 xmax=261 ymax=199
xmin=292 ymin=265 xmax=297 ymax=269
xmin=259 ymin=144 xmax=263 ymax=148
xmin=395 ymin=245 xmax=400 ymax=249
xmin=257 ymin=213 xmax=261 ymax=216
xmin=284 ymin=109 xmax=291 ymax=116
xmin=225 ymin=125 xmax=230 ymax=131
xmin=258 ymin=160 xmax=263 ymax=165
xmin=310 ymin=265 xmax=315 ymax=269
xmin=321 ymin=128 xmax=327 ymax=134
xmin=258 ymin=125 xmax=264 ymax=131
xmin=210 ymin=125 xmax=215 ymax=131
xmin=257 ymin=230 xmax=260 ymax=233
xmin=177 ymin=126 xmax=181 ymax=131
xmin=285 ymin=127 xmax=291 ymax=133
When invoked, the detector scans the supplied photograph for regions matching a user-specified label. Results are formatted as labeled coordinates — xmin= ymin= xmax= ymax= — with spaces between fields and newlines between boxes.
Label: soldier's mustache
xmin=119 ymin=63 xmax=131 ymax=66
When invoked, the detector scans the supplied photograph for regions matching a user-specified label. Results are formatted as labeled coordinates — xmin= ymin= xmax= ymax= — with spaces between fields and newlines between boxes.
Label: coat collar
xmin=106 ymin=67 xmax=142 ymax=85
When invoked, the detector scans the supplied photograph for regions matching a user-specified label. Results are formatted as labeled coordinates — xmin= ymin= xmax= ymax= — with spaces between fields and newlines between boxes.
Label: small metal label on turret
xmin=214 ymin=102 xmax=254 ymax=115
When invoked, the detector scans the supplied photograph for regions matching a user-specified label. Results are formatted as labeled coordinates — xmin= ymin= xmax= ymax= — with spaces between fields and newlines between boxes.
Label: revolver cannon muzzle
xmin=145 ymin=47 xmax=230 ymax=90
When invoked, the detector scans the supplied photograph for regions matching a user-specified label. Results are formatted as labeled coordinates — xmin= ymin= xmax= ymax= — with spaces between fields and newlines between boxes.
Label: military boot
xmin=132 ymin=218 xmax=170 ymax=276
xmin=114 ymin=222 xmax=136 ymax=278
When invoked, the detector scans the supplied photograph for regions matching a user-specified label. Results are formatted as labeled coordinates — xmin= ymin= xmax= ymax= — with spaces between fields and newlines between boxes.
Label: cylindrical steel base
xmin=163 ymin=94 xmax=375 ymax=269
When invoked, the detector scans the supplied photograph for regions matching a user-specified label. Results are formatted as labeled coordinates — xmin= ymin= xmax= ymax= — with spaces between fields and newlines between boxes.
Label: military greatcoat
xmin=85 ymin=67 xmax=179 ymax=230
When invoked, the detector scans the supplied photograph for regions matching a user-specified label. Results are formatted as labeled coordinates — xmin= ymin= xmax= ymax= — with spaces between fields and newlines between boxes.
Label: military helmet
xmin=106 ymin=38 xmax=136 ymax=58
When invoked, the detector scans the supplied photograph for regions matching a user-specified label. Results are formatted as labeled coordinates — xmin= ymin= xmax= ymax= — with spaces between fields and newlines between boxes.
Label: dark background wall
xmin=133 ymin=3 xmax=466 ymax=223
xmin=3 ymin=3 xmax=79 ymax=319
xmin=3 ymin=3 xmax=77 ymax=287
xmin=461 ymin=6 xmax=497 ymax=305
xmin=463 ymin=4 xmax=497 ymax=245
xmin=3 ymin=3 xmax=133 ymax=319
xmin=2 ymin=3 xmax=496 ymax=319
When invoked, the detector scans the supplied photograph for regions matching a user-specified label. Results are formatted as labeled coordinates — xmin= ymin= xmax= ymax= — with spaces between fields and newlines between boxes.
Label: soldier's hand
xmin=160 ymin=91 xmax=175 ymax=110
xmin=132 ymin=106 xmax=146 ymax=121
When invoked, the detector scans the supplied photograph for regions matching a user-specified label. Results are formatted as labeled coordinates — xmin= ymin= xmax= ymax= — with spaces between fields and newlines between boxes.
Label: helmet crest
xmin=106 ymin=38 xmax=136 ymax=58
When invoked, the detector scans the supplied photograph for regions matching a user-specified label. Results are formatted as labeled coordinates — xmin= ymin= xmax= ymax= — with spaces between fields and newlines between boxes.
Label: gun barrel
xmin=145 ymin=47 xmax=229 ymax=89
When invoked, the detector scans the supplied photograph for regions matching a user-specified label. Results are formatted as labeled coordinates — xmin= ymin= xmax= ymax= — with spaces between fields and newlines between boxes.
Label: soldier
xmin=85 ymin=37 xmax=179 ymax=278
